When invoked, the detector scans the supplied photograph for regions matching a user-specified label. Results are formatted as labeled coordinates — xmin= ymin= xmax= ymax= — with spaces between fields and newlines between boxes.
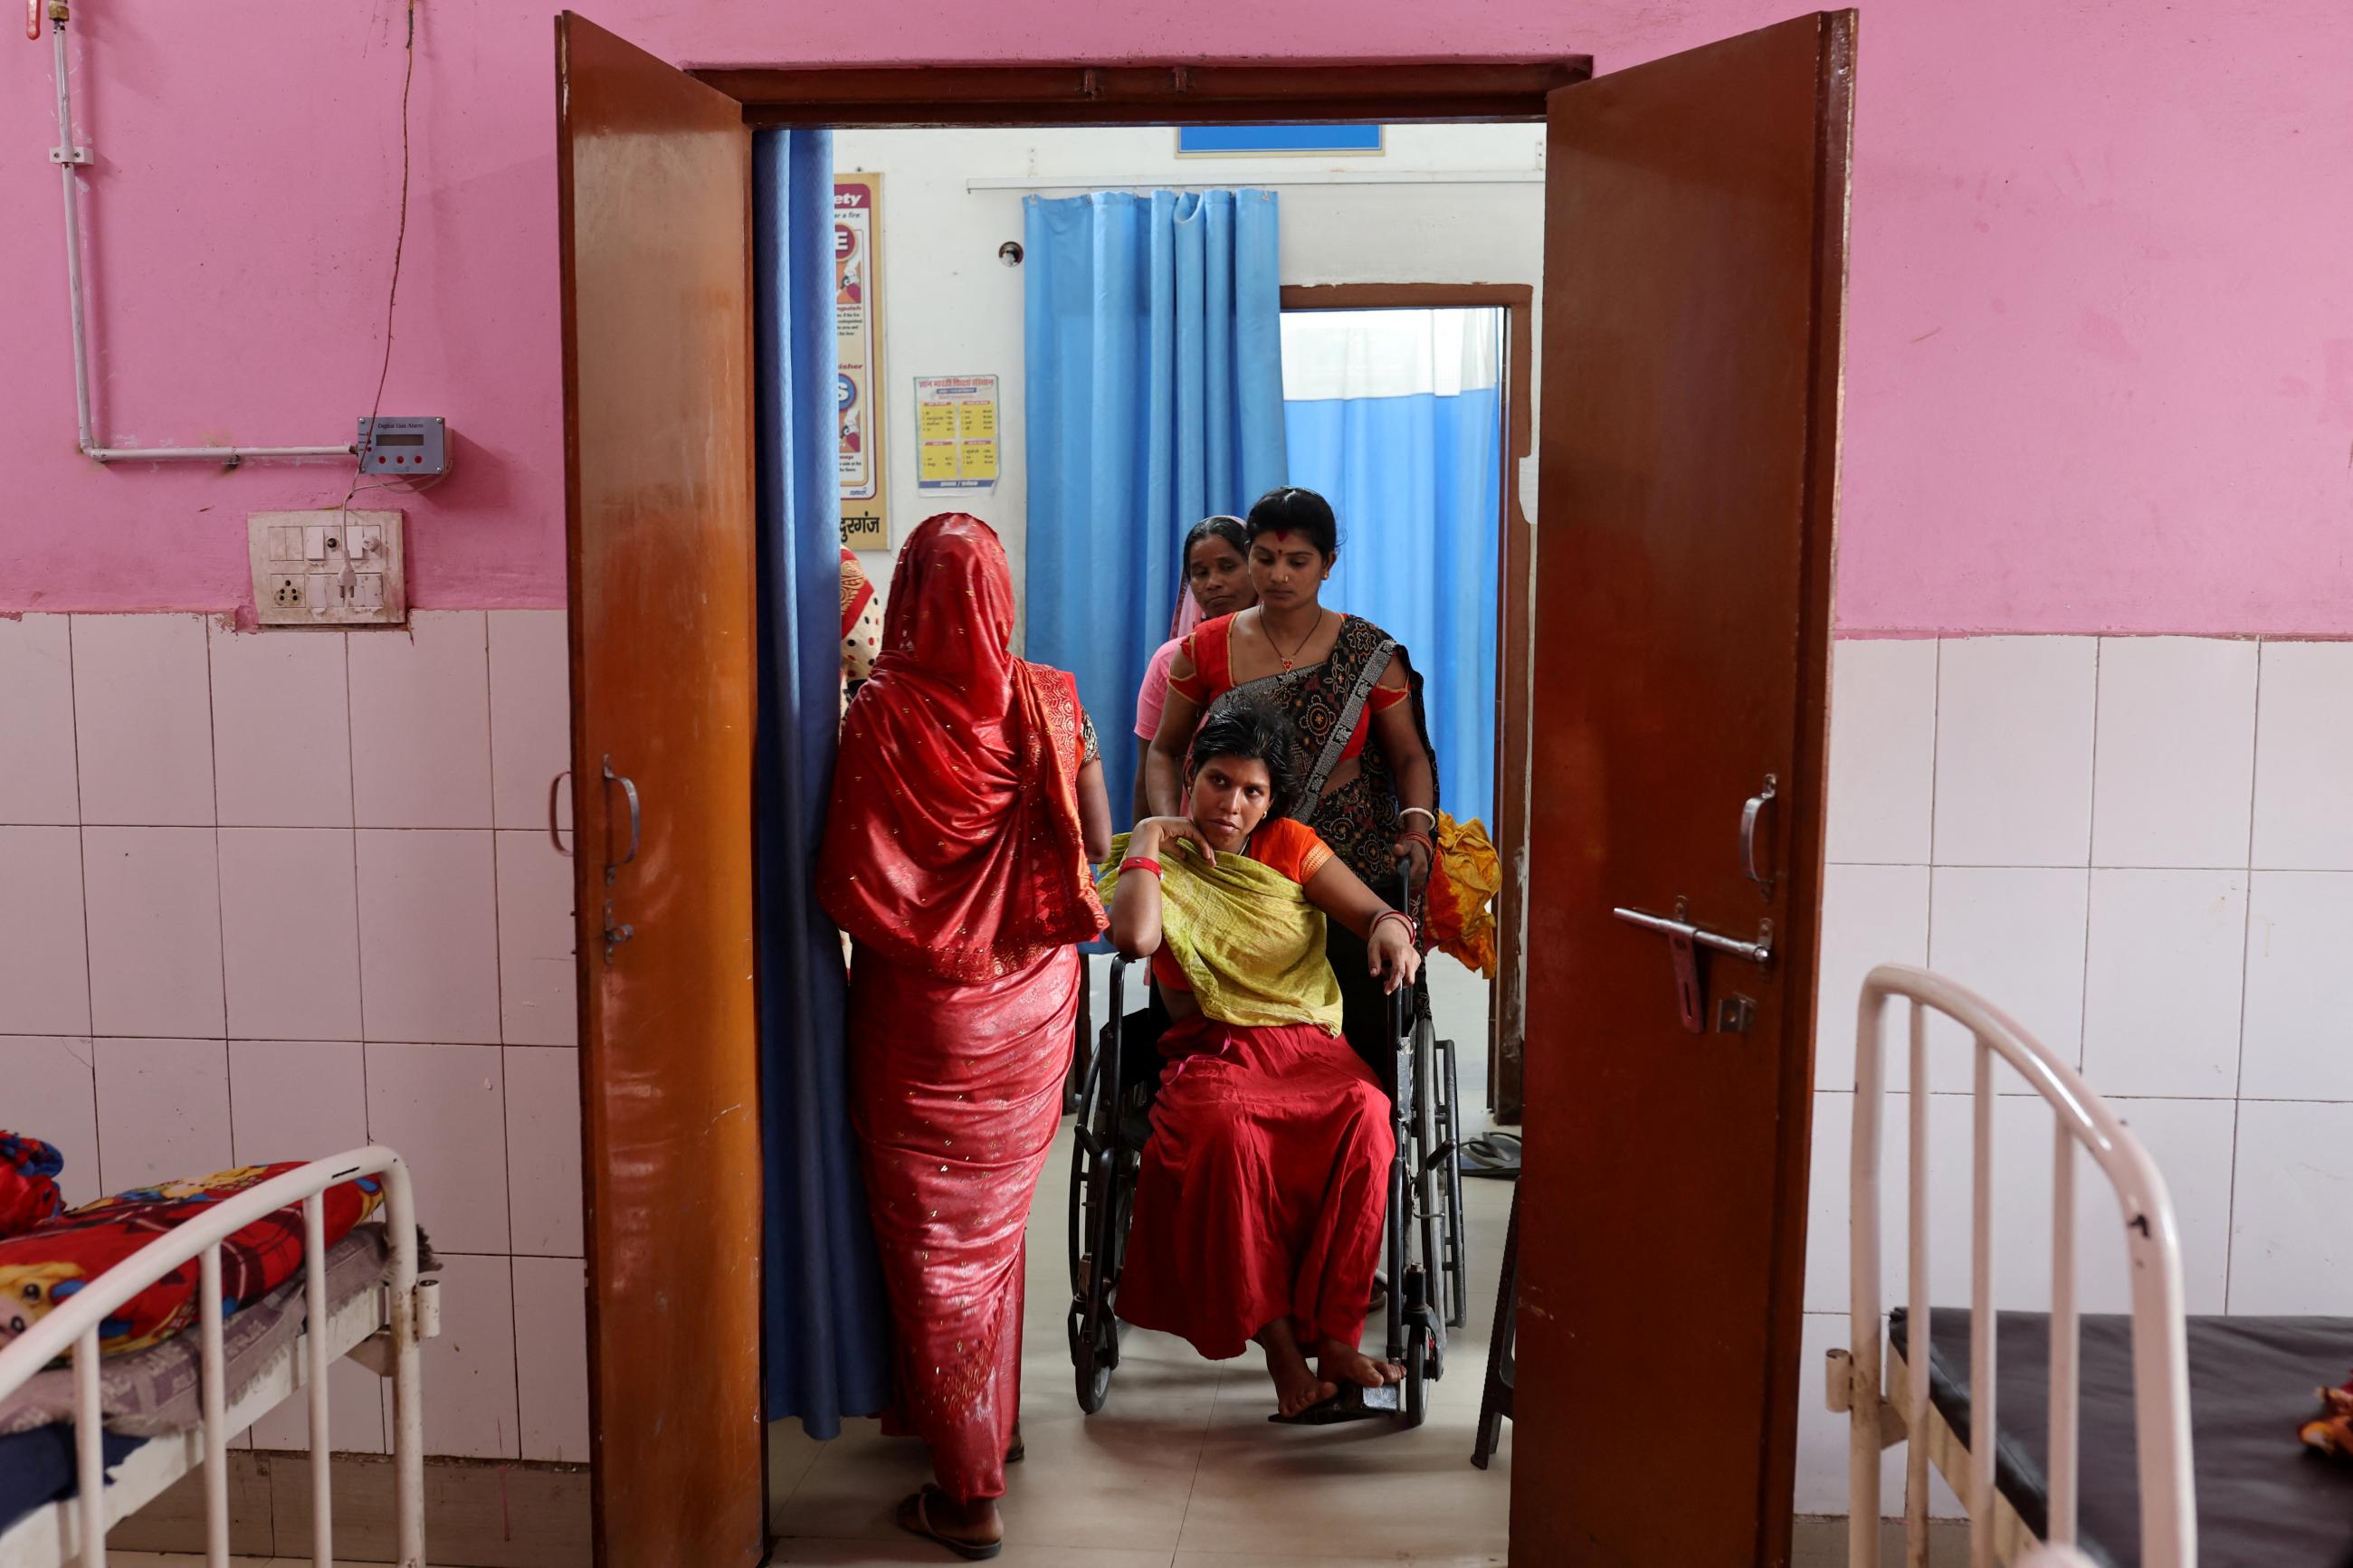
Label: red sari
xmin=1115 ymin=820 xmax=1396 ymax=1361
xmin=817 ymin=514 xmax=1103 ymax=1506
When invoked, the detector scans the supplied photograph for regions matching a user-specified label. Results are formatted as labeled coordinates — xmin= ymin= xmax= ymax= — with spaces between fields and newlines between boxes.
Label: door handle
xmin=548 ymin=771 xmax=572 ymax=858
xmin=601 ymin=756 xmax=640 ymax=883
xmin=1740 ymin=774 xmax=1777 ymax=896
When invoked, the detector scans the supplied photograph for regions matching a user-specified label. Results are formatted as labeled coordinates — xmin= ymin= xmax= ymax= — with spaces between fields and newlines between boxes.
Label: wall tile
xmin=365 ymin=1042 xmax=509 ymax=1254
xmin=349 ymin=613 xmax=493 ymax=830
xmin=209 ymin=622 xmax=353 ymax=828
xmin=1931 ymin=636 xmax=2096 ymax=867
xmin=1924 ymin=867 xmax=2089 ymax=1092
xmin=504 ymin=1046 xmax=583 ymax=1257
xmin=0 ymin=826 xmax=91 ymax=1035
xmin=218 ymin=829 xmax=363 ymax=1042
xmin=0 ymin=615 xmax=80 ymax=825
xmin=229 ymin=1040 xmax=367 ymax=1167
xmin=512 ymin=1255 xmax=589 ymax=1463
xmin=2228 ymin=1099 xmax=2353 ymax=1315
xmin=355 ymin=830 xmax=500 ymax=1045
xmin=2080 ymin=870 xmax=2245 ymax=1099
xmin=0 ymin=1037 xmax=101 ymax=1206
xmin=71 ymin=614 xmax=215 ymax=827
xmin=423 ymin=1254 xmax=520 ymax=1459
xmin=247 ymin=1356 xmax=386 ymax=1456
xmin=1812 ymin=863 xmax=1930 ymax=1094
xmin=1804 ymin=1090 xmax=1855 ymax=1316
xmin=489 ymin=611 xmax=573 ymax=836
xmin=82 ymin=826 xmax=224 ymax=1038
xmin=2091 ymin=636 xmax=2256 ymax=869
xmin=496 ymin=831 xmax=576 ymax=1048
xmin=1824 ymin=639 xmax=1937 ymax=866
xmin=2240 ymin=871 xmax=2353 ymax=1102
xmin=94 ymin=1038 xmax=232 ymax=1192
xmin=2252 ymin=640 xmax=2353 ymax=870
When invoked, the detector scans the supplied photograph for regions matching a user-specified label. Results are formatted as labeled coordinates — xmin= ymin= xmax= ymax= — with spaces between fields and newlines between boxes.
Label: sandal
xmin=1461 ymin=1132 xmax=1522 ymax=1179
xmin=894 ymin=1485 xmax=1004 ymax=1562
xmin=1005 ymin=1422 xmax=1024 ymax=1464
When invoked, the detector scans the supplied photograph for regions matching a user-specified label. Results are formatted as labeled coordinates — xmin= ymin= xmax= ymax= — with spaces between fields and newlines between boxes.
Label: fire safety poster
xmin=834 ymin=175 xmax=886 ymax=547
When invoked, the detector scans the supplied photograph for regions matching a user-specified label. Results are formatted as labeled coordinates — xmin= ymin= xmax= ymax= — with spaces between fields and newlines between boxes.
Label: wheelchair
xmin=1064 ymin=867 xmax=1470 ymax=1426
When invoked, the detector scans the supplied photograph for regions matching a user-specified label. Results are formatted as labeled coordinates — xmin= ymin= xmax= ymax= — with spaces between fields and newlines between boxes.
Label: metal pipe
xmin=47 ymin=5 xmax=358 ymax=468
xmin=53 ymin=14 xmax=92 ymax=455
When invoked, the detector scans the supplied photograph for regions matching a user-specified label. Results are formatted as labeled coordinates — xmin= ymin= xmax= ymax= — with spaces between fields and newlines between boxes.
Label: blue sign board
xmin=1176 ymin=123 xmax=1383 ymax=157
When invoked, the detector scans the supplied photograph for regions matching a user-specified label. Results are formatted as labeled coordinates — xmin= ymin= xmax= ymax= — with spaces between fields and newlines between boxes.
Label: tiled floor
xmin=766 ymin=954 xmax=1513 ymax=1567
xmin=128 ymin=957 xmax=1512 ymax=1568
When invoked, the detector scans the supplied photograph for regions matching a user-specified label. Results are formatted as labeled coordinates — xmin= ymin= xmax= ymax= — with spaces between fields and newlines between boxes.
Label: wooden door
xmin=557 ymin=14 xmax=764 ymax=1568
xmin=1513 ymin=13 xmax=1854 ymax=1565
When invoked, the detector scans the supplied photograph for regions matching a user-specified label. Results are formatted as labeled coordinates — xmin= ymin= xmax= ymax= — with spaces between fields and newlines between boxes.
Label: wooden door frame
xmin=1276 ymin=281 xmax=1536 ymax=1124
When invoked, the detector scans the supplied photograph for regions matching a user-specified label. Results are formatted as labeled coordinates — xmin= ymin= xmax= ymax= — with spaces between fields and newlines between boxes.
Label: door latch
xmin=1612 ymin=898 xmax=1774 ymax=1034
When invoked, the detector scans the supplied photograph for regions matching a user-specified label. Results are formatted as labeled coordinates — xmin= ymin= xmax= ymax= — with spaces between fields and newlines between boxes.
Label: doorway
xmin=558 ymin=18 xmax=1853 ymax=1565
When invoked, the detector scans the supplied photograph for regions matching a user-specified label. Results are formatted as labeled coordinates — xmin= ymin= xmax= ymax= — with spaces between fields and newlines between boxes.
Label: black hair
xmin=1183 ymin=514 xmax=1248 ymax=565
xmin=1243 ymin=487 xmax=1339 ymax=561
xmin=1187 ymin=695 xmax=1302 ymax=821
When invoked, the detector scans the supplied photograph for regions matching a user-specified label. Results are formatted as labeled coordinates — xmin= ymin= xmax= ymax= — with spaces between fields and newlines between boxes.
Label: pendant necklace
xmin=1267 ymin=608 xmax=1325 ymax=672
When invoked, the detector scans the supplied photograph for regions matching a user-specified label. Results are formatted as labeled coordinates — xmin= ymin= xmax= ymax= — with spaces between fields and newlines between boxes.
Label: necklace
xmin=1262 ymin=607 xmax=1326 ymax=672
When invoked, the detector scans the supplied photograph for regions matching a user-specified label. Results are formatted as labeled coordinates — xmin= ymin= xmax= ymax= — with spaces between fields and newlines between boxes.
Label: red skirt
xmin=1117 ymin=1015 xmax=1394 ymax=1361
xmin=849 ymin=943 xmax=1078 ymax=1505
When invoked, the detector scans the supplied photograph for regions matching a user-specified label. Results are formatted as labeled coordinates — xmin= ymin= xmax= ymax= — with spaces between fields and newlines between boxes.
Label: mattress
xmin=1890 ymin=1308 xmax=2353 ymax=1568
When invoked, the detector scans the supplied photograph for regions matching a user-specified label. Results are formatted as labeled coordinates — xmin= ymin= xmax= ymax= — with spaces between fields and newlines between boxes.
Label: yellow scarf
xmin=1100 ymin=832 xmax=1343 ymax=1033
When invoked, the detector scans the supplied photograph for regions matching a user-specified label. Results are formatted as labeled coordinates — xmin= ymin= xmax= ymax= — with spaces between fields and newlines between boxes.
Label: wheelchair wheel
xmin=1065 ymin=1049 xmax=1106 ymax=1298
xmin=1436 ymin=1034 xmax=1469 ymax=1329
xmin=1075 ymin=1307 xmax=1114 ymax=1413
xmin=1404 ymin=1331 xmax=1429 ymax=1429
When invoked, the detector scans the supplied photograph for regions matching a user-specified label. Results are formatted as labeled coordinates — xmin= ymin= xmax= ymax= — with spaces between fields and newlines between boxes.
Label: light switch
xmin=250 ymin=510 xmax=407 ymax=628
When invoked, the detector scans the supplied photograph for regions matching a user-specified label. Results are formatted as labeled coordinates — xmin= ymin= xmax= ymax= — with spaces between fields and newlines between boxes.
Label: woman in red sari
xmin=818 ymin=514 xmax=1108 ymax=1560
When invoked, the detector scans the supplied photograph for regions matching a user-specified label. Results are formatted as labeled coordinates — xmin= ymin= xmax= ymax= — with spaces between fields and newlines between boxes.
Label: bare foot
xmin=1256 ymin=1316 xmax=1338 ymax=1417
xmin=1317 ymin=1335 xmax=1405 ymax=1390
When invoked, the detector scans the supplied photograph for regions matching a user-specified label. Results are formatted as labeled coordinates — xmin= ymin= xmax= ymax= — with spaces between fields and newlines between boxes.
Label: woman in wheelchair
xmin=1102 ymin=695 xmax=1421 ymax=1418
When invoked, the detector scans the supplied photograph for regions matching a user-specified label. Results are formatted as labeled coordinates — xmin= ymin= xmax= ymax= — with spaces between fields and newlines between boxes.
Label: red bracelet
xmin=1371 ymin=908 xmax=1417 ymax=945
xmin=1397 ymin=830 xmax=1435 ymax=859
xmin=1119 ymin=856 xmax=1163 ymax=879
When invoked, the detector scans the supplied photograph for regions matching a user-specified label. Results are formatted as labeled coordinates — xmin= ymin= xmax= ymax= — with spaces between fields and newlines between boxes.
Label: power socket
xmin=247 ymin=510 xmax=407 ymax=627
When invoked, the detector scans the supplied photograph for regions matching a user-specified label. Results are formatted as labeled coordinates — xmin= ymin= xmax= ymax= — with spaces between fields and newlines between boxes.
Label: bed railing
xmin=0 ymin=1145 xmax=426 ymax=1568
xmin=1834 ymin=965 xmax=2196 ymax=1568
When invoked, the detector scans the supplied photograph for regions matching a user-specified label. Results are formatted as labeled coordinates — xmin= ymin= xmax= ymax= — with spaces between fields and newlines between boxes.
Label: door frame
xmin=1276 ymin=281 xmax=1536 ymax=1124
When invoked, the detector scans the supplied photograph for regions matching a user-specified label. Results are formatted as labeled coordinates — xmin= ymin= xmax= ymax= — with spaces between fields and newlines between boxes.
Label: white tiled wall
xmin=1798 ymin=634 xmax=2353 ymax=1516
xmin=0 ymin=611 xmax=583 ymax=1464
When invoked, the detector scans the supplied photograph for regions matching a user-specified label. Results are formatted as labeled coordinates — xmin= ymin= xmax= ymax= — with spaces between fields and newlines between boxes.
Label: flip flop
xmin=894 ymin=1486 xmax=1004 ymax=1562
xmin=1268 ymin=1382 xmax=1397 ymax=1424
xmin=1461 ymin=1132 xmax=1522 ymax=1179
xmin=1005 ymin=1423 xmax=1024 ymax=1464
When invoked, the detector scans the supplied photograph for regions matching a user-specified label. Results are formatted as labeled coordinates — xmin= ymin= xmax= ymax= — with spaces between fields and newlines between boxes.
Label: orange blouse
xmin=1166 ymin=613 xmax=1406 ymax=765
xmin=1149 ymin=818 xmax=1335 ymax=995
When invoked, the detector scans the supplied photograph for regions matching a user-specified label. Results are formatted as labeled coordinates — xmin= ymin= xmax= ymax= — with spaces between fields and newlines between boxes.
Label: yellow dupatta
xmin=1100 ymin=832 xmax=1344 ymax=1033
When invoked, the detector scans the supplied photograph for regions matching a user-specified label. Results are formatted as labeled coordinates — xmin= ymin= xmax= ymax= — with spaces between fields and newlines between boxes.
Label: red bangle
xmin=1120 ymin=856 xmax=1163 ymax=879
xmin=1372 ymin=908 xmax=1416 ymax=944
xmin=1397 ymin=830 xmax=1434 ymax=857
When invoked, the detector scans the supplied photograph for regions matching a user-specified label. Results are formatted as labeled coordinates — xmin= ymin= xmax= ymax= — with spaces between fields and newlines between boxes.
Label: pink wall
xmin=3 ymin=2 xmax=2348 ymax=632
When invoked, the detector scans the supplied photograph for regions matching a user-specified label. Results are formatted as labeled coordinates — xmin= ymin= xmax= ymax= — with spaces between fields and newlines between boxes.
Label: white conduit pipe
xmin=44 ymin=3 xmax=357 ymax=467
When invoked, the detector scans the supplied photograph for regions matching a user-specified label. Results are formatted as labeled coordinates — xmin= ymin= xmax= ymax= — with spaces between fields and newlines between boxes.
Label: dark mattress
xmin=1890 ymin=1308 xmax=2353 ymax=1568
xmin=0 ymin=1423 xmax=146 ymax=1535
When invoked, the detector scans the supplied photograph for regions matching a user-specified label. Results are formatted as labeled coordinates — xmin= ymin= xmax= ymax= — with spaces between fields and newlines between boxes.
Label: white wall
xmin=1794 ymin=633 xmax=2353 ymax=1516
xmin=833 ymin=123 xmax=1546 ymax=640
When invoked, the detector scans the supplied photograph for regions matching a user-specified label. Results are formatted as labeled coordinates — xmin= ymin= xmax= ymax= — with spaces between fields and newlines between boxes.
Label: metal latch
xmin=1611 ymin=898 xmax=1774 ymax=1034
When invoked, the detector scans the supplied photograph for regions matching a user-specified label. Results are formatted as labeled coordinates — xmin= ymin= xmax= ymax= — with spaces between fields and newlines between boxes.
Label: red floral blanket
xmin=0 ymin=1136 xmax=384 ymax=1358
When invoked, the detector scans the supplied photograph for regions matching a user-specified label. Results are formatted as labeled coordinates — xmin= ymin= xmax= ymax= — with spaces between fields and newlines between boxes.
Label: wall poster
xmin=914 ymin=375 xmax=1000 ymax=491
xmin=834 ymin=174 xmax=886 ymax=548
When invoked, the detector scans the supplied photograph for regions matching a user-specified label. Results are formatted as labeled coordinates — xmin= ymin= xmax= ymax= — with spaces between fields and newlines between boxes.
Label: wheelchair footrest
xmin=1269 ymin=1381 xmax=1400 ymax=1424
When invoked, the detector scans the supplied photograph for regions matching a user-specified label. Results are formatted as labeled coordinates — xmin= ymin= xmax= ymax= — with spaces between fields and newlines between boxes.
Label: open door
xmin=1514 ymin=13 xmax=1853 ymax=1565
xmin=557 ymin=14 xmax=764 ymax=1568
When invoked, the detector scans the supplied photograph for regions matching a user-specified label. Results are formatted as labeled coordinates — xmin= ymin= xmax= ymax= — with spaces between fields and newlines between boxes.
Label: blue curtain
xmin=1023 ymin=188 xmax=1288 ymax=817
xmin=1282 ymin=309 xmax=1503 ymax=824
xmin=751 ymin=126 xmax=891 ymax=1437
